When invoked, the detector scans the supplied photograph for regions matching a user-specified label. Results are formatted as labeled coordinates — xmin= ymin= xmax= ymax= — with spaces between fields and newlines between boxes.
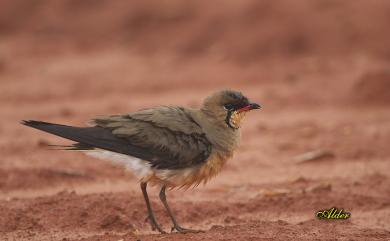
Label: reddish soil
xmin=1 ymin=1 xmax=390 ymax=240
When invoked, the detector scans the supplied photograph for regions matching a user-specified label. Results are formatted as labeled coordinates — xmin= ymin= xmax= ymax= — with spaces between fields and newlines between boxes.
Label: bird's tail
xmin=21 ymin=120 xmax=94 ymax=150
xmin=20 ymin=120 xmax=149 ymax=159
xmin=21 ymin=120 xmax=152 ymax=177
xmin=47 ymin=143 xmax=94 ymax=150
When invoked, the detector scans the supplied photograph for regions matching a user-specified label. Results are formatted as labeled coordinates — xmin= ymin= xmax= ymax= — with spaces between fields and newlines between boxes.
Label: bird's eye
xmin=224 ymin=104 xmax=234 ymax=110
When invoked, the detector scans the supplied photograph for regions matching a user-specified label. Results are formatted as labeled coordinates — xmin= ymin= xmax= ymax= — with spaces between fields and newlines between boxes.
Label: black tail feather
xmin=21 ymin=120 xmax=157 ymax=160
xmin=47 ymin=143 xmax=94 ymax=150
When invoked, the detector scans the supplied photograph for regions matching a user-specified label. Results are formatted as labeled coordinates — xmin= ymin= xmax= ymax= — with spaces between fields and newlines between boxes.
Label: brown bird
xmin=22 ymin=89 xmax=260 ymax=233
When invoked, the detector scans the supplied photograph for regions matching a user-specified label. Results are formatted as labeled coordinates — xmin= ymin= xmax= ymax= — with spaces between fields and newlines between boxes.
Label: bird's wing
xmin=91 ymin=106 xmax=212 ymax=169
xmin=23 ymin=107 xmax=211 ymax=170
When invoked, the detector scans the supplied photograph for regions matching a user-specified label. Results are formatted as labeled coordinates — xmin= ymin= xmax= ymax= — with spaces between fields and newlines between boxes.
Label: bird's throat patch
xmin=227 ymin=111 xmax=247 ymax=129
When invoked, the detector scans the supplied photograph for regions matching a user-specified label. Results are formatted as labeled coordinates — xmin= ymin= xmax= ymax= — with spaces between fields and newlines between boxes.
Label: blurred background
xmin=1 ymin=0 xmax=390 ymax=110
xmin=1 ymin=1 xmax=390 ymax=240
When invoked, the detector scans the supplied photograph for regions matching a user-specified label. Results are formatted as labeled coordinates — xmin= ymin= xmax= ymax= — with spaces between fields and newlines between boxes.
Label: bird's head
xmin=201 ymin=90 xmax=261 ymax=129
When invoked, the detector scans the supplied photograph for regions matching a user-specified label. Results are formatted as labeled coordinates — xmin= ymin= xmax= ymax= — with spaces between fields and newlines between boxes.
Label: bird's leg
xmin=140 ymin=182 xmax=166 ymax=234
xmin=159 ymin=185 xmax=202 ymax=233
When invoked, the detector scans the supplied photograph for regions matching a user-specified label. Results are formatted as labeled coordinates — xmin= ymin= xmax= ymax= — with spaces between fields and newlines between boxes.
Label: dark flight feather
xmin=21 ymin=117 xmax=211 ymax=170
xmin=47 ymin=143 xmax=94 ymax=150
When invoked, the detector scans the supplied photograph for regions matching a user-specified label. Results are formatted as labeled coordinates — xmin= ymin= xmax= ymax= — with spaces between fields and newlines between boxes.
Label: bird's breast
xmin=196 ymin=152 xmax=231 ymax=182
xmin=151 ymin=152 xmax=232 ymax=189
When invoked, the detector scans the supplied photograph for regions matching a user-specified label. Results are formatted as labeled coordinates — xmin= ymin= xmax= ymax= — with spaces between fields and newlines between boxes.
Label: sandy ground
xmin=1 ymin=1 xmax=390 ymax=240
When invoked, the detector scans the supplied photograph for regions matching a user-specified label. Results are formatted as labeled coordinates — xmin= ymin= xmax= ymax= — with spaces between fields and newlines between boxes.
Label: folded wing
xmin=22 ymin=107 xmax=212 ymax=169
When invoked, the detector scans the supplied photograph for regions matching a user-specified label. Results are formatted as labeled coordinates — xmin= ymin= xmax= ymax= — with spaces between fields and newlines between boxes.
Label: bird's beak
xmin=237 ymin=103 xmax=261 ymax=113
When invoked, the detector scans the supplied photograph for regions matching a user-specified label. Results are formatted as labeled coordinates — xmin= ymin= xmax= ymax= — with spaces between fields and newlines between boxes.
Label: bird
xmin=21 ymin=89 xmax=261 ymax=233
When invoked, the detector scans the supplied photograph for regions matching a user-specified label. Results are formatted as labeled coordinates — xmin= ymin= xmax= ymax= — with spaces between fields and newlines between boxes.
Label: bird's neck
xmin=194 ymin=109 xmax=241 ymax=155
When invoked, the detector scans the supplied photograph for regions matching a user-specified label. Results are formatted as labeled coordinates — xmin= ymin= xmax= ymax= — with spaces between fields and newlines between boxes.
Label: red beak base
xmin=237 ymin=103 xmax=261 ymax=113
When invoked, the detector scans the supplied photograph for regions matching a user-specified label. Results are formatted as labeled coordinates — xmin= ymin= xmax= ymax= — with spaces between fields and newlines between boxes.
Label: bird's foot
xmin=171 ymin=225 xmax=203 ymax=233
xmin=145 ymin=215 xmax=166 ymax=234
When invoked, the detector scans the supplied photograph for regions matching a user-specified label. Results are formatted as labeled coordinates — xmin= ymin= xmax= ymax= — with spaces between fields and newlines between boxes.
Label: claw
xmin=144 ymin=214 xmax=165 ymax=233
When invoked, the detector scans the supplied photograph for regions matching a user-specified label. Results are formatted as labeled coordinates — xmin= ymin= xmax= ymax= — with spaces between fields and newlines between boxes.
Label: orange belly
xmin=148 ymin=152 xmax=232 ymax=189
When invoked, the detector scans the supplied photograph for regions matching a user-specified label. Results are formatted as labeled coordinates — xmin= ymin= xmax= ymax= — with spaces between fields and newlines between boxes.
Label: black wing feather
xmin=21 ymin=120 xmax=163 ymax=162
xmin=21 ymin=120 xmax=211 ymax=169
